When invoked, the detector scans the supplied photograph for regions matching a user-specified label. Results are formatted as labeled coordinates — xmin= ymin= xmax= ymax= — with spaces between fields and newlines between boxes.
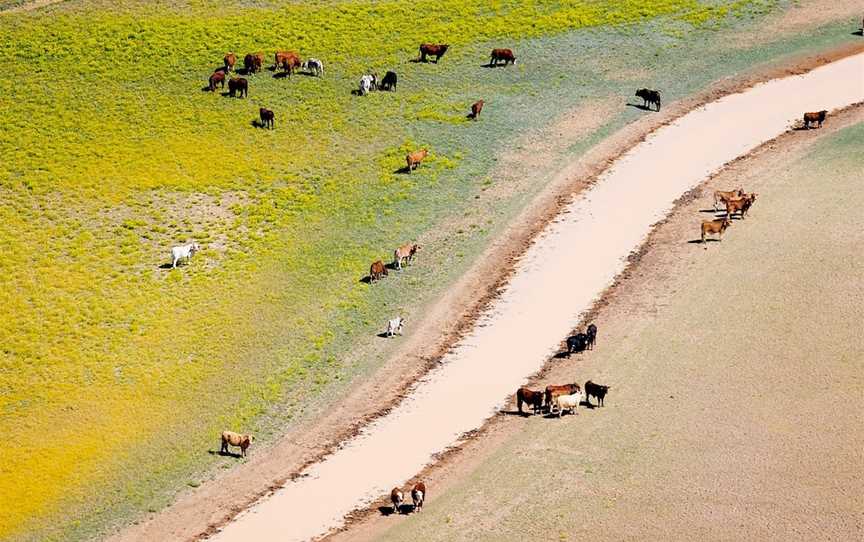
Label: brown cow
xmin=490 ymin=48 xmax=516 ymax=66
xmin=544 ymin=383 xmax=580 ymax=411
xmin=228 ymin=77 xmax=248 ymax=98
xmin=275 ymin=51 xmax=301 ymax=75
xmin=224 ymin=52 xmax=237 ymax=72
xmin=406 ymin=149 xmax=428 ymax=173
xmin=369 ymin=260 xmax=388 ymax=282
xmin=701 ymin=216 xmax=731 ymax=243
xmin=516 ymin=387 xmax=544 ymax=415
xmin=419 ymin=43 xmax=449 ymax=63
xmin=713 ymin=187 xmax=744 ymax=211
xmin=244 ymin=53 xmax=264 ymax=74
xmin=220 ymin=431 xmax=253 ymax=457
xmin=411 ymin=482 xmax=426 ymax=512
xmin=803 ymin=110 xmax=827 ymax=129
xmin=725 ymin=193 xmax=757 ymax=220
xmin=208 ymin=71 xmax=226 ymax=91
xmin=470 ymin=99 xmax=484 ymax=120
xmin=393 ymin=243 xmax=420 ymax=270
xmin=390 ymin=487 xmax=404 ymax=514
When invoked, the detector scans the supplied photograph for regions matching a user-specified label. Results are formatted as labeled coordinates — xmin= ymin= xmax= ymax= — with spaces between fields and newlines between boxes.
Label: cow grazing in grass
xmin=406 ymin=149 xmax=428 ymax=173
xmin=586 ymin=323 xmax=597 ymax=350
xmin=359 ymin=74 xmax=377 ymax=96
xmin=385 ymin=316 xmax=404 ymax=337
xmin=223 ymin=52 xmax=237 ymax=72
xmin=553 ymin=391 xmax=583 ymax=417
xmin=713 ymin=187 xmax=744 ymax=211
xmin=390 ymin=487 xmax=404 ymax=514
xmin=208 ymin=71 xmax=226 ymax=91
xmin=244 ymin=53 xmax=263 ymax=73
xmin=412 ymin=482 xmax=426 ymax=512
xmin=171 ymin=242 xmax=200 ymax=268
xmin=275 ymin=51 xmax=301 ymax=75
xmin=369 ymin=260 xmax=388 ymax=282
xmin=490 ymin=48 xmax=516 ymax=66
xmin=470 ymin=99 xmax=484 ymax=120
xmin=803 ymin=110 xmax=827 ymax=129
xmin=584 ymin=380 xmax=610 ymax=407
xmin=419 ymin=43 xmax=449 ymax=63
xmin=380 ymin=71 xmax=397 ymax=91
xmin=545 ymin=383 xmax=581 ymax=412
xmin=566 ymin=333 xmax=588 ymax=356
xmin=220 ymin=431 xmax=253 ymax=457
xmin=725 ymin=193 xmax=757 ymax=220
xmin=393 ymin=243 xmax=420 ymax=270
xmin=701 ymin=217 xmax=731 ymax=243
xmin=259 ymin=108 xmax=274 ymax=129
xmin=303 ymin=58 xmax=324 ymax=77
xmin=228 ymin=77 xmax=248 ymax=98
xmin=516 ymin=387 xmax=544 ymax=416
xmin=636 ymin=88 xmax=661 ymax=111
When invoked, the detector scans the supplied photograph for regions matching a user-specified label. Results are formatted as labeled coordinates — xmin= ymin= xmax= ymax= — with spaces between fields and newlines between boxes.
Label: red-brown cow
xmin=470 ymin=99 xmax=484 ymax=120
xmin=419 ymin=43 xmax=449 ymax=63
xmin=406 ymin=149 xmax=428 ymax=173
xmin=490 ymin=48 xmax=516 ymax=66
xmin=369 ymin=260 xmax=388 ymax=282
xmin=208 ymin=71 xmax=226 ymax=91
xmin=223 ymin=52 xmax=237 ymax=72
xmin=803 ymin=110 xmax=827 ymax=129
xmin=275 ymin=51 xmax=301 ymax=75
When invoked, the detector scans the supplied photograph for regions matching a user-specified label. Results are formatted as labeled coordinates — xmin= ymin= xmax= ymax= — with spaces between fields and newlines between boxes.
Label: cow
xmin=359 ymin=74 xmax=377 ymax=96
xmin=713 ymin=187 xmax=744 ymax=211
xmin=635 ymin=88 xmax=661 ymax=111
xmin=553 ymin=391 xmax=584 ymax=417
xmin=566 ymin=333 xmax=588 ymax=356
xmin=379 ymin=71 xmax=397 ymax=91
xmin=303 ymin=58 xmax=324 ymax=77
xmin=369 ymin=260 xmax=388 ymax=282
xmin=406 ymin=149 xmax=428 ymax=173
xmin=584 ymin=380 xmax=610 ymax=407
xmin=725 ymin=193 xmax=757 ymax=220
xmin=259 ymin=108 xmax=274 ymax=129
xmin=385 ymin=316 xmax=404 ymax=337
xmin=393 ymin=243 xmax=420 ymax=270
xmin=701 ymin=216 xmax=731 ymax=243
xmin=516 ymin=387 xmax=544 ymax=415
xmin=244 ymin=53 xmax=264 ymax=73
xmin=411 ymin=482 xmax=426 ymax=512
xmin=223 ymin=52 xmax=237 ymax=72
xmin=390 ymin=487 xmax=404 ymax=514
xmin=470 ymin=99 xmax=484 ymax=120
xmin=803 ymin=110 xmax=827 ymax=129
xmin=228 ymin=77 xmax=248 ymax=98
xmin=586 ymin=323 xmax=597 ymax=350
xmin=208 ymin=71 xmax=226 ymax=92
xmin=220 ymin=431 xmax=253 ymax=457
xmin=419 ymin=43 xmax=449 ymax=63
xmin=490 ymin=48 xmax=516 ymax=66
xmin=275 ymin=51 xmax=301 ymax=75
xmin=545 ymin=383 xmax=581 ymax=412
xmin=170 ymin=242 xmax=200 ymax=268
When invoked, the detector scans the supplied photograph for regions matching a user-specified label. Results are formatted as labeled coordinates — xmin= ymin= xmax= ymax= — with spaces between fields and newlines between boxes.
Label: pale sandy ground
xmin=206 ymin=53 xmax=864 ymax=542
xmin=359 ymin=104 xmax=864 ymax=542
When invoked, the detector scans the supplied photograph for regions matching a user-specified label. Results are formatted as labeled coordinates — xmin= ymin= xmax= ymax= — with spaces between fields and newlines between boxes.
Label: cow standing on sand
xmin=516 ymin=387 xmax=544 ymax=415
xmin=545 ymin=383 xmax=581 ymax=413
xmin=586 ymin=323 xmax=597 ymax=350
xmin=725 ymin=193 xmax=757 ymax=220
xmin=635 ymin=88 xmax=661 ymax=111
xmin=490 ymin=48 xmax=516 ymax=66
xmin=385 ymin=316 xmax=404 ymax=337
xmin=411 ymin=482 xmax=426 ymax=512
xmin=713 ymin=188 xmax=744 ymax=211
xmin=390 ymin=487 xmax=404 ymax=514
xmin=393 ymin=243 xmax=420 ymax=270
xmin=553 ymin=391 xmax=584 ymax=417
xmin=208 ymin=71 xmax=226 ymax=92
xmin=369 ymin=260 xmax=388 ymax=282
xmin=259 ymin=108 xmax=275 ymax=129
xmin=701 ymin=216 xmax=731 ymax=243
xmin=228 ymin=77 xmax=248 ymax=98
xmin=566 ymin=333 xmax=588 ymax=356
xmin=220 ymin=431 xmax=253 ymax=457
xmin=171 ymin=242 xmax=200 ymax=268
xmin=406 ymin=149 xmax=428 ymax=173
xmin=419 ymin=43 xmax=449 ymax=63
xmin=803 ymin=110 xmax=827 ymax=129
xmin=584 ymin=380 xmax=610 ymax=407
xmin=470 ymin=99 xmax=484 ymax=120
xmin=223 ymin=52 xmax=237 ymax=72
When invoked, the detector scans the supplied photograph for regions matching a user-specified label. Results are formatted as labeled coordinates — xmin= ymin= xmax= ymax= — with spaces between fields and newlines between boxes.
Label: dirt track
xmin=352 ymin=103 xmax=864 ymax=542
xmin=206 ymin=51 xmax=864 ymax=542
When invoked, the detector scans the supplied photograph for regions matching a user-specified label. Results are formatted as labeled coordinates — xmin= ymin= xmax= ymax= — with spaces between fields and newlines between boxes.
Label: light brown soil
xmin=109 ymin=36 xmax=864 ymax=542
xmin=333 ymin=103 xmax=864 ymax=542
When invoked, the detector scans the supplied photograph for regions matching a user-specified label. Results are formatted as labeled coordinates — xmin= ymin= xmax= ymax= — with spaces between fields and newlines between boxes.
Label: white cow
xmin=553 ymin=391 xmax=584 ymax=417
xmin=359 ymin=74 xmax=377 ymax=96
xmin=171 ymin=242 xmax=200 ymax=268
xmin=385 ymin=316 xmax=404 ymax=337
xmin=303 ymin=58 xmax=324 ymax=77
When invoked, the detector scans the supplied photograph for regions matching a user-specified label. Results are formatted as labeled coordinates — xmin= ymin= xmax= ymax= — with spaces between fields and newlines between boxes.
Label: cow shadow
xmin=626 ymin=102 xmax=653 ymax=111
xmin=208 ymin=449 xmax=242 ymax=459
xmin=200 ymin=85 xmax=217 ymax=93
xmin=467 ymin=112 xmax=478 ymax=120
xmin=359 ymin=275 xmax=372 ymax=284
xmin=687 ymin=238 xmax=720 ymax=244
xmin=852 ymin=30 xmax=863 ymax=36
xmin=158 ymin=263 xmax=174 ymax=270
xmin=379 ymin=504 xmax=415 ymax=516
xmin=394 ymin=166 xmax=412 ymax=174
xmin=376 ymin=332 xmax=391 ymax=339
xmin=273 ymin=71 xmax=291 ymax=79
xmin=480 ymin=62 xmax=504 ymax=68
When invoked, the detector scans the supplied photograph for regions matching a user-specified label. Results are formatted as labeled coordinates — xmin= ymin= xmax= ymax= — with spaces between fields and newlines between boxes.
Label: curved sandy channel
xmin=210 ymin=53 xmax=864 ymax=542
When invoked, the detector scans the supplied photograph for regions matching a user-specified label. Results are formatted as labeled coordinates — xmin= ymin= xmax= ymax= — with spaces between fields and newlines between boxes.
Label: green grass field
xmin=0 ymin=1 xmax=858 ymax=540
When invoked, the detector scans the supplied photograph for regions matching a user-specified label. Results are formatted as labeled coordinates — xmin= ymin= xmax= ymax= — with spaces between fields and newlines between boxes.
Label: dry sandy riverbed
xmin=207 ymin=52 xmax=864 ymax=542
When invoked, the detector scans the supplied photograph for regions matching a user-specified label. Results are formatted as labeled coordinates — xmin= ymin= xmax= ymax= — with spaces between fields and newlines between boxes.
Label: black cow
xmin=380 ymin=71 xmax=397 ymax=91
xmin=584 ymin=380 xmax=610 ymax=407
xmin=228 ymin=77 xmax=248 ymax=98
xmin=635 ymin=88 xmax=661 ymax=111
xmin=259 ymin=108 xmax=274 ymax=129
xmin=586 ymin=323 xmax=597 ymax=350
xmin=566 ymin=333 xmax=588 ymax=356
